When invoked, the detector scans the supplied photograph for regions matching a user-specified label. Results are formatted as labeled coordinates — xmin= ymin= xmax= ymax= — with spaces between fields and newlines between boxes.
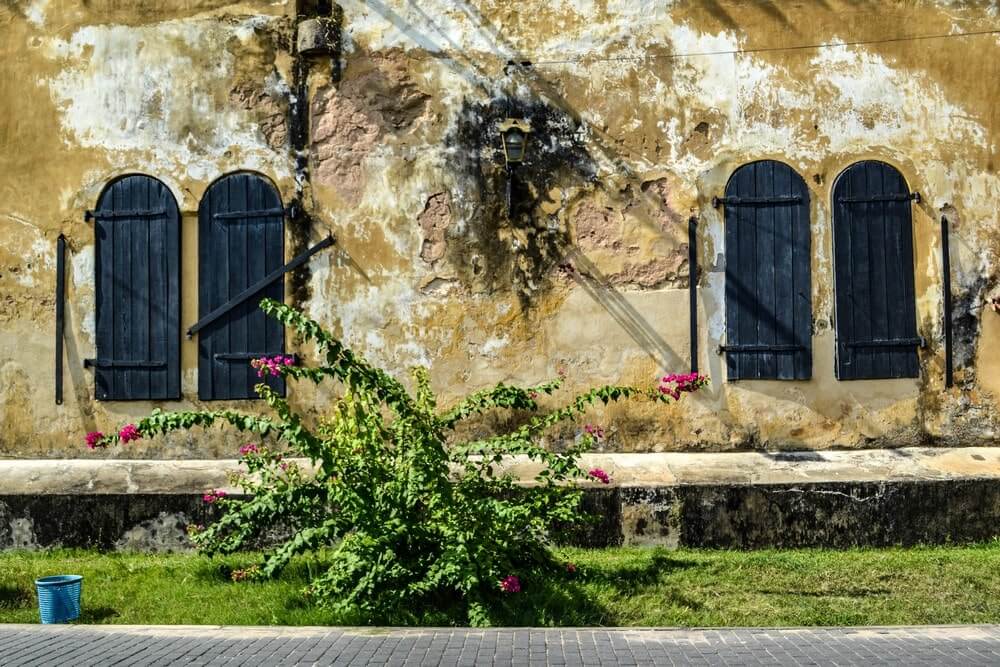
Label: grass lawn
xmin=1 ymin=543 xmax=999 ymax=627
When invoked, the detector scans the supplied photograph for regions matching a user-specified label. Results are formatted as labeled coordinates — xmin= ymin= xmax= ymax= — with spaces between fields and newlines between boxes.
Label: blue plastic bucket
xmin=35 ymin=575 xmax=82 ymax=624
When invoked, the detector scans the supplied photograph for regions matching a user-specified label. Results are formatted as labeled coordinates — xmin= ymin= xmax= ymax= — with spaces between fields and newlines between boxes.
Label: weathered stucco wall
xmin=3 ymin=0 xmax=1000 ymax=458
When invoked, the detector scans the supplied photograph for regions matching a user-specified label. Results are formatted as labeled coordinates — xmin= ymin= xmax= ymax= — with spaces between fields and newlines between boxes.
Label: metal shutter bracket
xmin=213 ymin=353 xmax=301 ymax=363
xmin=85 ymin=209 xmax=167 ymax=221
xmin=712 ymin=195 xmax=802 ymax=208
xmin=187 ymin=234 xmax=335 ymax=338
xmin=844 ymin=337 xmax=926 ymax=348
xmin=717 ymin=343 xmax=807 ymax=355
xmin=837 ymin=192 xmax=920 ymax=204
xmin=212 ymin=207 xmax=293 ymax=221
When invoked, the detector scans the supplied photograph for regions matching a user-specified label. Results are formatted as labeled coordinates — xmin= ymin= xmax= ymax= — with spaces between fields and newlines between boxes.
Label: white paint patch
xmin=809 ymin=45 xmax=985 ymax=153
xmin=314 ymin=278 xmax=436 ymax=372
xmin=70 ymin=245 xmax=94 ymax=289
xmin=480 ymin=337 xmax=508 ymax=357
xmin=71 ymin=245 xmax=96 ymax=344
xmin=44 ymin=20 xmax=290 ymax=181
xmin=24 ymin=0 xmax=49 ymax=28
xmin=0 ymin=214 xmax=50 ymax=287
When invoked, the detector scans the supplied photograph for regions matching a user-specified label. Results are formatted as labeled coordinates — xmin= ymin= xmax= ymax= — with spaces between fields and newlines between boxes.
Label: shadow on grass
xmin=757 ymin=587 xmax=891 ymax=598
xmin=0 ymin=583 xmax=34 ymax=610
xmin=485 ymin=549 xmax=701 ymax=626
xmin=188 ymin=548 xmax=701 ymax=627
xmin=78 ymin=606 xmax=119 ymax=623
xmin=580 ymin=550 xmax=699 ymax=590
xmin=194 ymin=559 xmax=315 ymax=585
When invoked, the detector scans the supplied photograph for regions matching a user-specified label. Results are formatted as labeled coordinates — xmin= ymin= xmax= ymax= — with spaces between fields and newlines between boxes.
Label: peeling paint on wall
xmin=3 ymin=0 xmax=1000 ymax=458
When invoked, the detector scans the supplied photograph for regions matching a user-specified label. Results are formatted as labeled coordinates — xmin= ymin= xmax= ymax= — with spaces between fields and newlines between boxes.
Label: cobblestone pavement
xmin=1 ymin=624 xmax=999 ymax=666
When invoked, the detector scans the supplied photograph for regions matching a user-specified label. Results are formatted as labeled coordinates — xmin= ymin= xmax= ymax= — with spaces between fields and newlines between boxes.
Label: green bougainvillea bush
xmin=86 ymin=299 xmax=706 ymax=625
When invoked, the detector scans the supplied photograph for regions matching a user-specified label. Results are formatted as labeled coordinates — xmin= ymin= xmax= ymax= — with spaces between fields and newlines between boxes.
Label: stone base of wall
xmin=2 ymin=481 xmax=998 ymax=552
xmin=575 ymin=479 xmax=1000 ymax=548
xmin=2 ymin=448 xmax=999 ymax=550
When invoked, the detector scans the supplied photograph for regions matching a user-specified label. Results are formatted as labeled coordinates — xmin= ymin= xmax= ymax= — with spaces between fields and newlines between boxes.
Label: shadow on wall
xmin=446 ymin=96 xmax=596 ymax=305
xmin=366 ymin=0 xmax=693 ymax=295
xmin=566 ymin=249 xmax=685 ymax=372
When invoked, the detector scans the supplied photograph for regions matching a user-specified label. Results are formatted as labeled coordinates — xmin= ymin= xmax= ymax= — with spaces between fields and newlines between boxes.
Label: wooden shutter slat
xmin=214 ymin=176 xmax=231 ymax=398
xmin=723 ymin=160 xmax=812 ymax=381
xmin=736 ymin=165 xmax=757 ymax=380
xmin=866 ymin=164 xmax=890 ymax=378
xmin=230 ymin=174 xmax=250 ymax=397
xmin=894 ymin=169 xmax=920 ymax=378
xmin=135 ymin=177 xmax=152 ymax=399
xmin=852 ymin=163 xmax=874 ymax=379
xmin=833 ymin=161 xmax=918 ymax=379
xmin=791 ymin=166 xmax=812 ymax=379
xmin=757 ymin=161 xmax=778 ymax=379
xmin=264 ymin=182 xmax=285 ymax=374
xmin=94 ymin=175 xmax=180 ymax=400
xmin=774 ymin=163 xmax=795 ymax=379
xmin=724 ymin=179 xmax=740 ymax=381
xmin=198 ymin=172 xmax=285 ymax=400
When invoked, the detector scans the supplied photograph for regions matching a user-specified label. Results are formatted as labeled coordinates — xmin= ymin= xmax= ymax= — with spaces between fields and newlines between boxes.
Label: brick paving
xmin=1 ymin=624 xmax=999 ymax=666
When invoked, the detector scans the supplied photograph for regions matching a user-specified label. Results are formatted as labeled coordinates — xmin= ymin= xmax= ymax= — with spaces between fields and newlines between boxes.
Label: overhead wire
xmin=525 ymin=27 xmax=1000 ymax=67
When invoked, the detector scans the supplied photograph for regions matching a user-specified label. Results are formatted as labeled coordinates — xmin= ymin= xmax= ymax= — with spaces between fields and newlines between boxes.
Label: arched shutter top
xmin=198 ymin=172 xmax=286 ymax=400
xmin=832 ymin=161 xmax=919 ymax=379
xmin=723 ymin=160 xmax=812 ymax=380
xmin=93 ymin=174 xmax=181 ymax=401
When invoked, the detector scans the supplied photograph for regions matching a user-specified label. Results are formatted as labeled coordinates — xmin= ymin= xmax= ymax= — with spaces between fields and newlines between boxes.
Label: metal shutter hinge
xmin=84 ymin=359 xmax=167 ymax=369
xmin=85 ymin=209 xmax=167 ymax=222
xmin=712 ymin=195 xmax=803 ymax=208
xmin=836 ymin=192 xmax=920 ymax=204
xmin=716 ymin=344 xmax=807 ymax=355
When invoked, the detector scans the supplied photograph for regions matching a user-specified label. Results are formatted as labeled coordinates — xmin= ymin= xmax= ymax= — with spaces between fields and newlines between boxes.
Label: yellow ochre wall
xmin=2 ymin=0 xmax=1000 ymax=457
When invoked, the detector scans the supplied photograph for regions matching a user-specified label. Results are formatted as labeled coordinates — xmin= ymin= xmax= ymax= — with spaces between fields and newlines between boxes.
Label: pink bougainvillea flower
xmin=499 ymin=575 xmax=521 ymax=593
xmin=238 ymin=443 xmax=259 ymax=456
xmin=202 ymin=489 xmax=228 ymax=504
xmin=118 ymin=424 xmax=141 ymax=444
xmin=658 ymin=372 xmax=707 ymax=400
xmin=588 ymin=468 xmax=611 ymax=485
xmin=251 ymin=355 xmax=297 ymax=378
xmin=583 ymin=424 xmax=605 ymax=440
xmin=85 ymin=432 xmax=104 ymax=450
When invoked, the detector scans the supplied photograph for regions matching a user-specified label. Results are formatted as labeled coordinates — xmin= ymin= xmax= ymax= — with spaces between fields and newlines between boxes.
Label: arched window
xmin=197 ymin=172 xmax=286 ymax=400
xmin=722 ymin=160 xmax=812 ymax=380
xmin=91 ymin=174 xmax=181 ymax=400
xmin=832 ymin=161 xmax=919 ymax=379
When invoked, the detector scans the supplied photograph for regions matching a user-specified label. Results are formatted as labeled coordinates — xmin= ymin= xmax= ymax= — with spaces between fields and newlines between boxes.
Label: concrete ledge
xmin=1 ymin=448 xmax=999 ymax=550
xmin=2 ymin=447 xmax=999 ymax=494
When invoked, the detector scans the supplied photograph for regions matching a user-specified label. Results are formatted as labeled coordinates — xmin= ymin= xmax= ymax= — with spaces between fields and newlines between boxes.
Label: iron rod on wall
xmin=941 ymin=216 xmax=954 ymax=388
xmin=688 ymin=216 xmax=698 ymax=374
xmin=55 ymin=234 xmax=65 ymax=405
xmin=187 ymin=235 xmax=335 ymax=338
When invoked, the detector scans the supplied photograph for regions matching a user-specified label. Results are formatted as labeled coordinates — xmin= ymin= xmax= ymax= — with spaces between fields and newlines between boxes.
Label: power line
xmin=527 ymin=27 xmax=1000 ymax=67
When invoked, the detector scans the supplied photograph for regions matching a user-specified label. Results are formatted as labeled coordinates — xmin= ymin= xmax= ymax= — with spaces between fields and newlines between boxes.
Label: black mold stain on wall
xmin=447 ymin=97 xmax=597 ymax=305
xmin=285 ymin=204 xmax=314 ymax=308
xmin=284 ymin=0 xmax=342 ymax=308
xmin=952 ymin=275 xmax=991 ymax=385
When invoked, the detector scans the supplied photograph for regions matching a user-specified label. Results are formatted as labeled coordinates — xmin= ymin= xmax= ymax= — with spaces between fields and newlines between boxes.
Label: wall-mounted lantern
xmin=498 ymin=118 xmax=532 ymax=166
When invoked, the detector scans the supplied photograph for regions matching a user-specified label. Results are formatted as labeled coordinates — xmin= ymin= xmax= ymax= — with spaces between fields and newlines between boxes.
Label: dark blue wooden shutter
xmin=833 ymin=161 xmax=919 ymax=379
xmin=93 ymin=175 xmax=181 ymax=400
xmin=723 ymin=160 xmax=812 ymax=380
xmin=198 ymin=172 xmax=285 ymax=400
